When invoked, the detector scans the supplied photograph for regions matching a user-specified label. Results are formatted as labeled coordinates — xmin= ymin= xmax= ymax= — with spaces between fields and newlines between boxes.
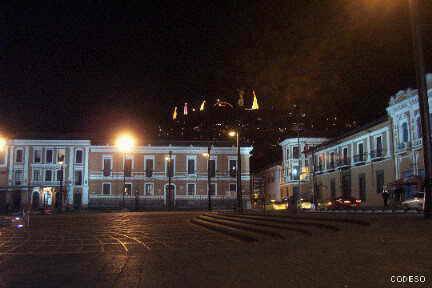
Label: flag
xmin=172 ymin=106 xmax=177 ymax=120
xmin=251 ymin=90 xmax=259 ymax=110
xmin=199 ymin=100 xmax=206 ymax=111
xmin=183 ymin=102 xmax=188 ymax=115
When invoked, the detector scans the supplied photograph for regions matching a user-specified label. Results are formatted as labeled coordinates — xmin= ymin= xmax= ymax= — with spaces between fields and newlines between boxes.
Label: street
xmin=0 ymin=211 xmax=431 ymax=288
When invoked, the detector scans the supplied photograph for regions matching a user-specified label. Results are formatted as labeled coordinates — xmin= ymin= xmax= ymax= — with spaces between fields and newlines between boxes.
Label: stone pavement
xmin=0 ymin=211 xmax=430 ymax=288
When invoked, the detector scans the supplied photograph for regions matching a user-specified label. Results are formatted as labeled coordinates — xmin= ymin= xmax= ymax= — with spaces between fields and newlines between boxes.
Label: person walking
xmin=382 ymin=189 xmax=390 ymax=208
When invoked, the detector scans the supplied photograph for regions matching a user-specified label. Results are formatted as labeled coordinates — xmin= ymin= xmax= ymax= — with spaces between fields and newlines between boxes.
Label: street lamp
xmin=202 ymin=147 xmax=212 ymax=211
xmin=165 ymin=151 xmax=173 ymax=209
xmin=228 ymin=130 xmax=242 ymax=213
xmin=0 ymin=137 xmax=6 ymax=152
xmin=115 ymin=133 xmax=135 ymax=210
xmin=58 ymin=160 xmax=64 ymax=211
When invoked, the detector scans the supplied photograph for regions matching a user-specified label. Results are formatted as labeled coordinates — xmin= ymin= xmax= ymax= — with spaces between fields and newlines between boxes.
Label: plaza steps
xmin=215 ymin=213 xmax=340 ymax=232
xmin=190 ymin=217 xmax=259 ymax=242
xmin=245 ymin=211 xmax=371 ymax=226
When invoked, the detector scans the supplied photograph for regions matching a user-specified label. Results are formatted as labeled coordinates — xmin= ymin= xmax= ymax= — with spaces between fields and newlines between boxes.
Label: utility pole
xmin=207 ymin=144 xmax=212 ymax=211
xmin=409 ymin=0 xmax=431 ymax=218
xmin=168 ymin=150 xmax=173 ymax=210
xmin=236 ymin=130 xmax=243 ymax=213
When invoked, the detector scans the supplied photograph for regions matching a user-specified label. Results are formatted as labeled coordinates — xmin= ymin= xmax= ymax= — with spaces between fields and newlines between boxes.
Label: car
xmin=401 ymin=192 xmax=424 ymax=210
xmin=298 ymin=198 xmax=313 ymax=210
xmin=0 ymin=213 xmax=25 ymax=229
xmin=328 ymin=196 xmax=362 ymax=209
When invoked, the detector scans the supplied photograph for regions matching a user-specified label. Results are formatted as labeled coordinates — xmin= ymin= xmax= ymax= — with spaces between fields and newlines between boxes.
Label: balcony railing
xmin=412 ymin=138 xmax=422 ymax=147
xmin=370 ymin=149 xmax=385 ymax=160
xmin=353 ymin=153 xmax=367 ymax=164
xmin=337 ymin=158 xmax=351 ymax=167
xmin=397 ymin=141 xmax=411 ymax=151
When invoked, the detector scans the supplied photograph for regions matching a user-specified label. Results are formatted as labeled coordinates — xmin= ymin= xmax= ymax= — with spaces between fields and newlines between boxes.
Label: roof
xmin=309 ymin=115 xmax=389 ymax=153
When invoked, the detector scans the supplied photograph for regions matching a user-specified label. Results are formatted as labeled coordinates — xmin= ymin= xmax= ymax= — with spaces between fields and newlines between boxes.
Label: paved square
xmin=0 ymin=212 xmax=430 ymax=287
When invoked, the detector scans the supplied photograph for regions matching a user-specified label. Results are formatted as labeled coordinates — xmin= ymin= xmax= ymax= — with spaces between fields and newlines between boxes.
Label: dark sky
xmin=1 ymin=0 xmax=432 ymax=141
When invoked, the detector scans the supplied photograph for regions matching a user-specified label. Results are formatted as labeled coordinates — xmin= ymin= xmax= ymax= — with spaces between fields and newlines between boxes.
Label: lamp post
xmin=166 ymin=150 xmax=173 ymax=209
xmin=408 ymin=0 xmax=432 ymax=219
xmin=229 ymin=130 xmax=242 ymax=213
xmin=58 ymin=160 xmax=64 ymax=211
xmin=115 ymin=133 xmax=135 ymax=210
xmin=203 ymin=145 xmax=212 ymax=211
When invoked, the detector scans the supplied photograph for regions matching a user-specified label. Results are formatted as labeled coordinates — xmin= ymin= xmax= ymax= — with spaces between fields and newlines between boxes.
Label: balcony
xmin=337 ymin=158 xmax=351 ymax=168
xmin=397 ymin=141 xmax=411 ymax=152
xmin=371 ymin=149 xmax=385 ymax=160
xmin=353 ymin=153 xmax=367 ymax=165
xmin=412 ymin=138 xmax=422 ymax=147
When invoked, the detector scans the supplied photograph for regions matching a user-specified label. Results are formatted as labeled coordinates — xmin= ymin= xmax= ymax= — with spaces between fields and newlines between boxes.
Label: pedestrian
xmin=382 ymin=189 xmax=389 ymax=208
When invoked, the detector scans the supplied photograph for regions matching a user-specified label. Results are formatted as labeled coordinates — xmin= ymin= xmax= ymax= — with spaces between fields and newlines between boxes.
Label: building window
xmin=376 ymin=136 xmax=383 ymax=156
xmin=401 ymin=122 xmax=409 ymax=143
xmin=45 ymin=170 xmax=52 ymax=182
xmin=166 ymin=157 xmax=175 ymax=177
xmin=330 ymin=152 xmax=335 ymax=168
xmin=74 ymin=170 xmax=83 ymax=186
xmin=145 ymin=183 xmax=154 ymax=196
xmin=292 ymin=146 xmax=300 ymax=159
xmin=357 ymin=143 xmax=364 ymax=161
xmin=286 ymin=148 xmax=290 ymax=160
xmin=33 ymin=150 xmax=42 ymax=163
xmin=376 ymin=170 xmax=384 ymax=194
xmin=208 ymin=183 xmax=216 ymax=196
xmin=187 ymin=157 xmax=196 ymax=175
xmin=208 ymin=159 xmax=216 ymax=177
xmin=124 ymin=158 xmax=133 ymax=177
xmin=343 ymin=147 xmax=348 ymax=164
xmin=291 ymin=165 xmax=299 ymax=180
xmin=416 ymin=117 xmax=422 ymax=139
xmin=15 ymin=149 xmax=24 ymax=163
xmin=56 ymin=169 xmax=64 ymax=182
xmin=103 ymin=157 xmax=112 ymax=177
xmin=46 ymin=149 xmax=53 ymax=163
xmin=102 ymin=183 xmax=111 ymax=195
xmin=14 ymin=170 xmax=24 ymax=185
xmin=57 ymin=149 xmax=65 ymax=163
xmin=124 ymin=183 xmax=132 ymax=196
xmin=145 ymin=158 xmax=154 ymax=177
xmin=229 ymin=183 xmax=237 ymax=196
xmin=75 ymin=149 xmax=83 ymax=164
xmin=229 ymin=159 xmax=237 ymax=177
xmin=187 ymin=183 xmax=196 ymax=195
xmin=33 ymin=169 xmax=41 ymax=181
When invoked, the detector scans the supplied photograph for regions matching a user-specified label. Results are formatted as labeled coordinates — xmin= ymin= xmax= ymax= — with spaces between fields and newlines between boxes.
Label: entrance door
xmin=32 ymin=191 xmax=40 ymax=209
xmin=73 ymin=192 xmax=82 ymax=209
xmin=43 ymin=190 xmax=53 ymax=207
xmin=164 ymin=184 xmax=175 ymax=209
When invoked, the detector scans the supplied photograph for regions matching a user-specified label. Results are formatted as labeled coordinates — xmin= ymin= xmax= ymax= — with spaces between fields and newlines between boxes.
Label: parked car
xmin=298 ymin=198 xmax=313 ymax=210
xmin=327 ymin=196 xmax=362 ymax=209
xmin=0 ymin=212 xmax=25 ymax=229
xmin=401 ymin=192 xmax=424 ymax=210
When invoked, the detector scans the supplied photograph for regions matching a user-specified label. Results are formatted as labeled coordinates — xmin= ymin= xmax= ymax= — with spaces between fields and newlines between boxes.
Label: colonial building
xmin=279 ymin=137 xmax=327 ymax=201
xmin=88 ymin=143 xmax=252 ymax=209
xmin=263 ymin=74 xmax=432 ymax=207
xmin=255 ymin=164 xmax=283 ymax=202
xmin=0 ymin=140 xmax=252 ymax=211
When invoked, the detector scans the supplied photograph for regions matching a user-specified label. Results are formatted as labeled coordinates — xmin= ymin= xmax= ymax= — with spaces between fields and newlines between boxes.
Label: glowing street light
xmin=0 ymin=136 xmax=6 ymax=152
xmin=228 ymin=130 xmax=242 ymax=212
xmin=115 ymin=133 xmax=136 ymax=209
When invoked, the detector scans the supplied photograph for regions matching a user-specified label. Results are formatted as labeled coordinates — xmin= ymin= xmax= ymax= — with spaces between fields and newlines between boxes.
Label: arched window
xmin=401 ymin=122 xmax=409 ymax=143
xmin=416 ymin=117 xmax=422 ymax=139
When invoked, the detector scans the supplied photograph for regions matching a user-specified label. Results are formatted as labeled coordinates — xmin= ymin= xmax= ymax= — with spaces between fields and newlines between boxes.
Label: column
xmin=67 ymin=147 xmax=74 ymax=206
xmin=81 ymin=147 xmax=89 ymax=207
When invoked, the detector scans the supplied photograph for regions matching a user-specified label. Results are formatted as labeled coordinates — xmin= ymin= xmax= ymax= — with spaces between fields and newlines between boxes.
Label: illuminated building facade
xmin=0 ymin=140 xmax=252 ymax=210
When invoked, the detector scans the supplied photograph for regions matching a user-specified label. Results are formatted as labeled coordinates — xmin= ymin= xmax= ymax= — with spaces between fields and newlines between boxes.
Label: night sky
xmin=1 ymin=1 xmax=432 ymax=145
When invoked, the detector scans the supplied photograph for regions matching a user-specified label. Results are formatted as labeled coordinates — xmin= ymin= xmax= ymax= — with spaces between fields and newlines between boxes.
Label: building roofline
xmin=309 ymin=115 xmax=389 ymax=153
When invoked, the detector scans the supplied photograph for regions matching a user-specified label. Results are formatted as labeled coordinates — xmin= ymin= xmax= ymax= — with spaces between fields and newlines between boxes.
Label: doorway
xmin=164 ymin=184 xmax=176 ymax=209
